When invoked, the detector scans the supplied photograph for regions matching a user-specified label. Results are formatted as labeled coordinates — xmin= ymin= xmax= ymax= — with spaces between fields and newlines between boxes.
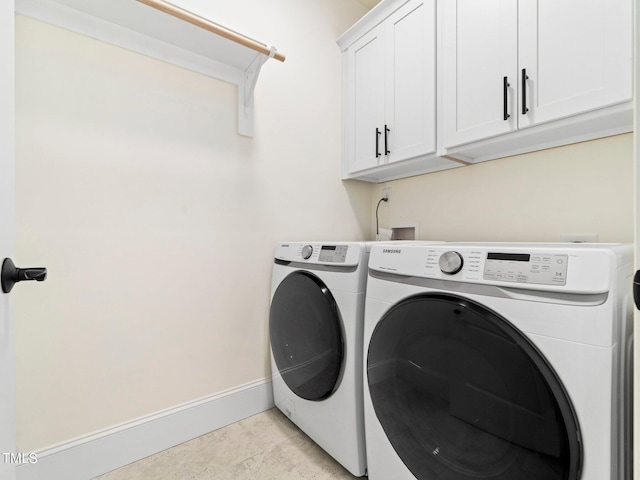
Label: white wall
xmin=14 ymin=0 xmax=371 ymax=452
xmin=372 ymin=134 xmax=634 ymax=243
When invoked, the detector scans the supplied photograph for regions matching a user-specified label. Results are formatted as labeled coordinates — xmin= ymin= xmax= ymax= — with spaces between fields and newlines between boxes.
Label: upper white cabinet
xmin=348 ymin=22 xmax=386 ymax=173
xmin=442 ymin=0 xmax=633 ymax=154
xmin=517 ymin=0 xmax=631 ymax=128
xmin=441 ymin=0 xmax=518 ymax=147
xmin=338 ymin=0 xmax=460 ymax=182
xmin=385 ymin=2 xmax=437 ymax=164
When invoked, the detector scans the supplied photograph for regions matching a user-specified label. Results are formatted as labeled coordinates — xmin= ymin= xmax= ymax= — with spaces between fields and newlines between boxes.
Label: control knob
xmin=439 ymin=251 xmax=464 ymax=275
xmin=301 ymin=245 xmax=313 ymax=260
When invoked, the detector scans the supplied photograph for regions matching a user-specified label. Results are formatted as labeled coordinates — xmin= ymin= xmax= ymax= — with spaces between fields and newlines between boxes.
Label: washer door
xmin=367 ymin=293 xmax=582 ymax=480
xmin=270 ymin=271 xmax=344 ymax=401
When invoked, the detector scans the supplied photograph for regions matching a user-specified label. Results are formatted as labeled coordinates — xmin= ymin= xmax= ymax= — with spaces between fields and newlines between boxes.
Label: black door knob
xmin=1 ymin=258 xmax=47 ymax=293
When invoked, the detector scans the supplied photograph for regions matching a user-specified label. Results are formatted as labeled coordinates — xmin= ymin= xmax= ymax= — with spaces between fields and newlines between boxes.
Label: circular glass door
xmin=367 ymin=293 xmax=582 ymax=480
xmin=270 ymin=271 xmax=344 ymax=401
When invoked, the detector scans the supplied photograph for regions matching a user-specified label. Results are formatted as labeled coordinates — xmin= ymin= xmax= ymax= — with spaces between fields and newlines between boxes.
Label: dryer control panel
xmin=483 ymin=252 xmax=568 ymax=286
xmin=275 ymin=242 xmax=363 ymax=266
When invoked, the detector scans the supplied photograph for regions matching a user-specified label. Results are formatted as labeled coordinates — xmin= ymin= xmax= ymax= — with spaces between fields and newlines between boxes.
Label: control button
xmin=301 ymin=245 xmax=313 ymax=260
xmin=439 ymin=251 xmax=464 ymax=275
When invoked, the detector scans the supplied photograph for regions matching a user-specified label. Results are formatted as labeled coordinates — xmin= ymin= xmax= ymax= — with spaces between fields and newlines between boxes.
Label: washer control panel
xmin=317 ymin=245 xmax=349 ymax=263
xmin=483 ymin=252 xmax=568 ymax=286
xmin=370 ymin=243 xmax=622 ymax=293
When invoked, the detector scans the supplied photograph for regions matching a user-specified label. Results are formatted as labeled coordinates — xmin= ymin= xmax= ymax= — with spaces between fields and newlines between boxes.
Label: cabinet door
xmin=442 ymin=0 xmax=518 ymax=148
xmin=385 ymin=0 xmax=436 ymax=164
xmin=345 ymin=25 xmax=386 ymax=174
xmin=518 ymin=0 xmax=632 ymax=128
xmin=518 ymin=0 xmax=632 ymax=127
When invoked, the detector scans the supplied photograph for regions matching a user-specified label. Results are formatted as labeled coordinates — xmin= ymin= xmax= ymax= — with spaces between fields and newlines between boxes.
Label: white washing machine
xmin=363 ymin=242 xmax=633 ymax=480
xmin=269 ymin=241 xmax=440 ymax=476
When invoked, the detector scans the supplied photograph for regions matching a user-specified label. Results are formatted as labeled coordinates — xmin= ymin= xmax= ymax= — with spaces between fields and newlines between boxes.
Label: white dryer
xmin=270 ymin=241 xmax=438 ymax=476
xmin=363 ymin=243 xmax=633 ymax=480
xmin=269 ymin=241 xmax=373 ymax=476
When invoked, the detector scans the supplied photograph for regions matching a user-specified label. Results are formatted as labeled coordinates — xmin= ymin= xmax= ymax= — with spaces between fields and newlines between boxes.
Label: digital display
xmin=318 ymin=245 xmax=348 ymax=263
xmin=484 ymin=252 xmax=568 ymax=286
xmin=487 ymin=253 xmax=531 ymax=262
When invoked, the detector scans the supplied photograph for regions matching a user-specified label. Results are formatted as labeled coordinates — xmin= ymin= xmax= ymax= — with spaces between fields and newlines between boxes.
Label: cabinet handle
xmin=522 ymin=68 xmax=529 ymax=115
xmin=375 ymin=128 xmax=381 ymax=158
xmin=384 ymin=125 xmax=390 ymax=155
xmin=503 ymin=76 xmax=510 ymax=121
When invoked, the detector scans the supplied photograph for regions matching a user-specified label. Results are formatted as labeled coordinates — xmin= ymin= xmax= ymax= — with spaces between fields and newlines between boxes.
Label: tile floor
xmin=92 ymin=408 xmax=362 ymax=479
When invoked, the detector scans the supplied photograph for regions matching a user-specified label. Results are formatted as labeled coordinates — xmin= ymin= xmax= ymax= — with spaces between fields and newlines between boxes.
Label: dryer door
xmin=270 ymin=271 xmax=344 ymax=401
xmin=367 ymin=293 xmax=582 ymax=480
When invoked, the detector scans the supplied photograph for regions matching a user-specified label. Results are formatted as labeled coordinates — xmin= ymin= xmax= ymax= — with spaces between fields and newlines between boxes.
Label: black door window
xmin=270 ymin=271 xmax=344 ymax=401
xmin=367 ymin=293 xmax=582 ymax=480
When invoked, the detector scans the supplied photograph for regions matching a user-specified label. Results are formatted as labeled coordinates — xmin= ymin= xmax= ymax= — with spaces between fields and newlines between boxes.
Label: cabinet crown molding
xmin=336 ymin=0 xmax=411 ymax=51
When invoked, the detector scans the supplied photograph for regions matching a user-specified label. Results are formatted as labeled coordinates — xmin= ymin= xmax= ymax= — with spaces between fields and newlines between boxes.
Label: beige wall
xmin=15 ymin=0 xmax=370 ymax=452
xmin=371 ymin=134 xmax=634 ymax=243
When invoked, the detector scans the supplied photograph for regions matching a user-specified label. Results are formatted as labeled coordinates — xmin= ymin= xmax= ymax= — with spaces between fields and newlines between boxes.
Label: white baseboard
xmin=16 ymin=379 xmax=274 ymax=480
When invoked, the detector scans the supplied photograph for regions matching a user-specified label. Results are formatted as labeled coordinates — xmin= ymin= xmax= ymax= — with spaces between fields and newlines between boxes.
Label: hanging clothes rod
xmin=136 ymin=0 xmax=286 ymax=62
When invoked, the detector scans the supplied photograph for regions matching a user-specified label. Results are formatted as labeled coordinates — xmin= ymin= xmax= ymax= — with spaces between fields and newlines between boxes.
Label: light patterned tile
xmin=93 ymin=408 xmax=362 ymax=480
xmin=204 ymin=432 xmax=359 ymax=480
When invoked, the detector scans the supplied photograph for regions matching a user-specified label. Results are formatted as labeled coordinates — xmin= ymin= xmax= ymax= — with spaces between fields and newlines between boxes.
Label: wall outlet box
xmin=391 ymin=227 xmax=415 ymax=240
xmin=391 ymin=223 xmax=419 ymax=240
xmin=561 ymin=233 xmax=598 ymax=243
xmin=381 ymin=187 xmax=392 ymax=205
